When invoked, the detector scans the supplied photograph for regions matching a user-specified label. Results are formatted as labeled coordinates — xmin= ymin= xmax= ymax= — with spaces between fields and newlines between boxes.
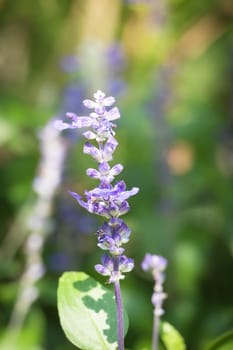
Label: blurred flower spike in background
xmin=142 ymin=253 xmax=168 ymax=316
xmin=142 ymin=253 xmax=168 ymax=350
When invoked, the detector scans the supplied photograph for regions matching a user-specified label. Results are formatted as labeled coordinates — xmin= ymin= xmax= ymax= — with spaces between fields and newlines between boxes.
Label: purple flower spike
xmin=55 ymin=90 xmax=139 ymax=349
xmin=55 ymin=90 xmax=139 ymax=284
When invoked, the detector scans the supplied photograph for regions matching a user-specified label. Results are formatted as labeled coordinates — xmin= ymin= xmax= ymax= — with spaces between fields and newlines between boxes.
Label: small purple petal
xmin=75 ymin=116 xmax=93 ymax=128
xmin=95 ymin=105 xmax=106 ymax=115
xmin=90 ymin=112 xmax=98 ymax=118
xmin=108 ymin=135 xmax=118 ymax=147
xmin=116 ymin=180 xmax=126 ymax=191
xmin=69 ymin=191 xmax=82 ymax=201
xmin=83 ymin=99 xmax=96 ymax=109
xmin=103 ymin=137 xmax=118 ymax=160
xmin=97 ymin=235 xmax=115 ymax=251
xmin=95 ymin=264 xmax=110 ymax=276
xmin=118 ymin=201 xmax=130 ymax=216
xmin=94 ymin=90 xmax=105 ymax=101
xmin=54 ymin=120 xmax=71 ymax=131
xmin=69 ymin=191 xmax=88 ymax=211
xmin=66 ymin=112 xmax=79 ymax=122
xmin=83 ymin=142 xmax=101 ymax=162
xmin=111 ymin=164 xmax=123 ymax=176
xmin=101 ymin=253 xmax=114 ymax=269
xmin=107 ymin=107 xmax=120 ymax=121
xmin=119 ymin=256 xmax=134 ymax=273
xmin=99 ymin=162 xmax=110 ymax=173
xmin=82 ymin=130 xmax=96 ymax=139
xmin=118 ymin=222 xmax=131 ymax=242
xmin=109 ymin=203 xmax=120 ymax=217
xmin=109 ymin=246 xmax=125 ymax=255
xmin=118 ymin=187 xmax=139 ymax=201
xmin=86 ymin=168 xmax=100 ymax=179
xmin=104 ymin=96 xmax=115 ymax=106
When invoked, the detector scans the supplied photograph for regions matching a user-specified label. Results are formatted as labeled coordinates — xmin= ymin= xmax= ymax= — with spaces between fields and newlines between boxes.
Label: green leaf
xmin=160 ymin=321 xmax=186 ymax=350
xmin=205 ymin=329 xmax=233 ymax=350
xmin=57 ymin=271 xmax=128 ymax=350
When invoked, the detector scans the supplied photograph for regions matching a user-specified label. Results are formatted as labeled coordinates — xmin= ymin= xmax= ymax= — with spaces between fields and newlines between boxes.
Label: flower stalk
xmin=142 ymin=253 xmax=168 ymax=350
xmin=114 ymin=280 xmax=124 ymax=350
xmin=55 ymin=90 xmax=139 ymax=349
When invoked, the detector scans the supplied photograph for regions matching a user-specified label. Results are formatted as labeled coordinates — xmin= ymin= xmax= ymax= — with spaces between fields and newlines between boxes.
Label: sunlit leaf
xmin=160 ymin=321 xmax=186 ymax=350
xmin=57 ymin=271 xmax=129 ymax=350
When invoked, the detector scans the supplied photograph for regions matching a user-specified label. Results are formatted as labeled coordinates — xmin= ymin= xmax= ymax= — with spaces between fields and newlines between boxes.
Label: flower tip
xmin=133 ymin=187 xmax=140 ymax=195
xmin=68 ymin=190 xmax=81 ymax=200
xmin=94 ymin=90 xmax=105 ymax=100
xmin=141 ymin=253 xmax=168 ymax=272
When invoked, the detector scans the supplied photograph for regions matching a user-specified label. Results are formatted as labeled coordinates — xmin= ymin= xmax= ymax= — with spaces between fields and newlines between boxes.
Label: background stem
xmin=152 ymin=314 xmax=159 ymax=350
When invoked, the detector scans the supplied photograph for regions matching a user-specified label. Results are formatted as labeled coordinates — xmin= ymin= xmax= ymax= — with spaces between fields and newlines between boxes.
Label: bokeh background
xmin=0 ymin=0 xmax=233 ymax=349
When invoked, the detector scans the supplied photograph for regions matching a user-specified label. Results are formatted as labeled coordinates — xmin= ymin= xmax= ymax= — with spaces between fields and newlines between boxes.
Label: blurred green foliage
xmin=0 ymin=0 xmax=232 ymax=349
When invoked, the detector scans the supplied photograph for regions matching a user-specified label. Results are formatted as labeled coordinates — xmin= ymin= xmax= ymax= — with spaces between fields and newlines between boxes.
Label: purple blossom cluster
xmin=142 ymin=253 xmax=167 ymax=316
xmin=55 ymin=90 xmax=139 ymax=283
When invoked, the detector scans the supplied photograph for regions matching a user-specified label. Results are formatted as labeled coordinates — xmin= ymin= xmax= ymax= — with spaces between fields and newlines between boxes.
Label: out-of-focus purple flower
xmin=61 ymin=84 xmax=86 ymax=114
xmin=105 ymin=44 xmax=127 ymax=97
xmin=55 ymin=90 xmax=139 ymax=283
xmin=106 ymin=44 xmax=125 ymax=73
xmin=49 ymin=252 xmax=72 ymax=272
xmin=142 ymin=253 xmax=167 ymax=273
xmin=109 ymin=79 xmax=126 ymax=97
xmin=59 ymin=55 xmax=79 ymax=73
xmin=142 ymin=253 xmax=167 ymax=316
